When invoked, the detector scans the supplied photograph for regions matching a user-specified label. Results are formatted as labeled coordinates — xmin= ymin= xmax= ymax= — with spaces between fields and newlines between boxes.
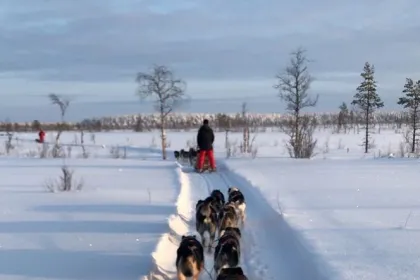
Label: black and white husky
xmin=228 ymin=187 xmax=246 ymax=225
xmin=196 ymin=197 xmax=218 ymax=253
xmin=213 ymin=227 xmax=241 ymax=276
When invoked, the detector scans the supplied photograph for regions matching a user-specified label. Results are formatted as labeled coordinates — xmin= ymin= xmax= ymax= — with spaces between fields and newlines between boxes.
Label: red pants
xmin=197 ymin=149 xmax=216 ymax=169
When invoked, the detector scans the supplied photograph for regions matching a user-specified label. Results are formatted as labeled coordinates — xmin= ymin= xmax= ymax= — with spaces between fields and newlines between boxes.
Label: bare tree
xmin=273 ymin=47 xmax=319 ymax=158
xmin=76 ymin=123 xmax=89 ymax=158
xmin=49 ymin=94 xmax=70 ymax=121
xmin=351 ymin=62 xmax=384 ymax=153
xmin=135 ymin=65 xmax=186 ymax=160
xmin=48 ymin=93 xmax=70 ymax=157
xmin=397 ymin=78 xmax=420 ymax=153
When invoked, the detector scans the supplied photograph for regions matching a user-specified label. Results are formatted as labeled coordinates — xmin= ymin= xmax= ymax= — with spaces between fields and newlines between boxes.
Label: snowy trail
xmin=183 ymin=164 xmax=334 ymax=280
xmin=178 ymin=168 xmax=220 ymax=280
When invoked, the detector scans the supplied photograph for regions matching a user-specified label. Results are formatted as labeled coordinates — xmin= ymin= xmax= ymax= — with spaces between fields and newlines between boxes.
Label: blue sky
xmin=0 ymin=0 xmax=420 ymax=118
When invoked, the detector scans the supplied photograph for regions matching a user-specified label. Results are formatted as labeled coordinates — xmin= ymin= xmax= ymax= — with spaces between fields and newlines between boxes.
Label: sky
xmin=0 ymin=0 xmax=420 ymax=121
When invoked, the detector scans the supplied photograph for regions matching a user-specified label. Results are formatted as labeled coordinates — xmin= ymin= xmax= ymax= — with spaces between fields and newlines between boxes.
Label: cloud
xmin=0 ymin=0 xmax=420 ymax=107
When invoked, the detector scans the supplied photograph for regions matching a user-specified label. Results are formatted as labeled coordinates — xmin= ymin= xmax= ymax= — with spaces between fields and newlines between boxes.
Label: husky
xmin=176 ymin=235 xmax=204 ymax=280
xmin=213 ymin=227 xmax=242 ymax=275
xmin=218 ymin=202 xmax=239 ymax=237
xmin=228 ymin=187 xmax=246 ymax=225
xmin=188 ymin=147 xmax=199 ymax=166
xmin=216 ymin=267 xmax=248 ymax=280
xmin=210 ymin=189 xmax=225 ymax=214
xmin=174 ymin=149 xmax=190 ymax=162
xmin=196 ymin=197 xmax=218 ymax=253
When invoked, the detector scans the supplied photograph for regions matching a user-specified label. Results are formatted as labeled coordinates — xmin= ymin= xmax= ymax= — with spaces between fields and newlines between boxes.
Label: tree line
xmin=0 ymin=110 xmax=412 ymax=133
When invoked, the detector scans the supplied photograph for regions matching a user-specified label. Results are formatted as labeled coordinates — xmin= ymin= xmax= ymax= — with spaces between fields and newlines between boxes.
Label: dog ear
xmin=181 ymin=235 xmax=186 ymax=240
xmin=233 ymin=227 xmax=241 ymax=237
xmin=228 ymin=187 xmax=231 ymax=193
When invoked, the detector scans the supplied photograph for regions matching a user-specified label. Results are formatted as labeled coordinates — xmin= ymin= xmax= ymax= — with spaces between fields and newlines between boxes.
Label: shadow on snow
xmin=32 ymin=204 xmax=175 ymax=216
xmin=0 ymin=248 xmax=151 ymax=280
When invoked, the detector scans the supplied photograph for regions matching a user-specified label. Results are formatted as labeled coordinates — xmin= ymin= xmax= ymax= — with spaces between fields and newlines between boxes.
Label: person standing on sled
xmin=196 ymin=119 xmax=216 ymax=172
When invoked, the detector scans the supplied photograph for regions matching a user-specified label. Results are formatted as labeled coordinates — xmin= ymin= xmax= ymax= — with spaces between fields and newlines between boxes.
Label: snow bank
xmin=145 ymin=166 xmax=192 ymax=280
xmin=220 ymin=162 xmax=336 ymax=279
xmin=225 ymin=158 xmax=420 ymax=279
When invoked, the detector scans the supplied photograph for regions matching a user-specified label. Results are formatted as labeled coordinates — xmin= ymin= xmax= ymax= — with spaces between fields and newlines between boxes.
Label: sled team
xmin=176 ymin=187 xmax=247 ymax=280
xmin=174 ymin=119 xmax=217 ymax=172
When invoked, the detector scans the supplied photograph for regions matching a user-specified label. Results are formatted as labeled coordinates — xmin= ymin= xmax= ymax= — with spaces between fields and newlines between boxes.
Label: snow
xmin=0 ymin=127 xmax=419 ymax=279
xmin=225 ymin=158 xmax=420 ymax=279
xmin=0 ymin=148 xmax=180 ymax=279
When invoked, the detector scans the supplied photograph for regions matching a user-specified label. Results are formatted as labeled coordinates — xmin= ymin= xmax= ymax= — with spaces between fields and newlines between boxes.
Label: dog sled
xmin=174 ymin=147 xmax=214 ymax=173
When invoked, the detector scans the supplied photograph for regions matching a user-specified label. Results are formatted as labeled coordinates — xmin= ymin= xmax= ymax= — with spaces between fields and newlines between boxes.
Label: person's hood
xmin=200 ymin=124 xmax=211 ymax=130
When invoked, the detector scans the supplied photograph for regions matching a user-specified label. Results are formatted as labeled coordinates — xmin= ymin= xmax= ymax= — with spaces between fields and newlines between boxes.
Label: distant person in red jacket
xmin=36 ymin=129 xmax=45 ymax=143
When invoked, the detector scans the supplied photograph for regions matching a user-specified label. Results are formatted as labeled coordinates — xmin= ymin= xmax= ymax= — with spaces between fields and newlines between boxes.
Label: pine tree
xmin=351 ymin=62 xmax=384 ymax=153
xmin=337 ymin=102 xmax=349 ymax=133
xmin=397 ymin=78 xmax=420 ymax=153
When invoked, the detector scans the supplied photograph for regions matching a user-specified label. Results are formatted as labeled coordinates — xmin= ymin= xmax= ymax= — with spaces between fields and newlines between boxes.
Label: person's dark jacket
xmin=197 ymin=124 xmax=214 ymax=150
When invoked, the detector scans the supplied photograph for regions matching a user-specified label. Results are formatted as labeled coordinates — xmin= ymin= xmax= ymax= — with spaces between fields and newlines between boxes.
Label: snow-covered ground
xmin=0 ymin=136 xmax=180 ymax=279
xmin=0 ymin=127 xmax=419 ymax=279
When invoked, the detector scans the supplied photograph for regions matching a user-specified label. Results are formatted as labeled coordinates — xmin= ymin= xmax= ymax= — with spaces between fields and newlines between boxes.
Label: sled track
xmin=182 ymin=163 xmax=334 ymax=280
xmin=199 ymin=171 xmax=257 ymax=280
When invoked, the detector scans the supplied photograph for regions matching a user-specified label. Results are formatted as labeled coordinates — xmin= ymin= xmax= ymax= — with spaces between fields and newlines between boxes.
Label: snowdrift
xmin=144 ymin=166 xmax=193 ymax=280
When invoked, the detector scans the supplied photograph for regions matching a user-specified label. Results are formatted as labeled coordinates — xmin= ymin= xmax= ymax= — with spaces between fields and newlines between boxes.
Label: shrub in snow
xmin=109 ymin=145 xmax=127 ymax=159
xmin=45 ymin=166 xmax=83 ymax=192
